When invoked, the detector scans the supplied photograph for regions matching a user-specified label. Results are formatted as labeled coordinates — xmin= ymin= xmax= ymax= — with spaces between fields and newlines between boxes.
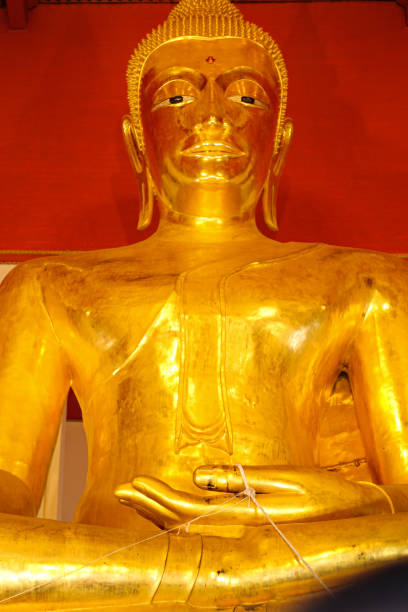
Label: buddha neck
xmin=155 ymin=207 xmax=267 ymax=246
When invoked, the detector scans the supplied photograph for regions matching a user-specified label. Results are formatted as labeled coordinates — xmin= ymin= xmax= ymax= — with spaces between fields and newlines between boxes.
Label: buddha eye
xmin=226 ymin=94 xmax=269 ymax=110
xmin=152 ymin=78 xmax=199 ymax=111
xmin=152 ymin=94 xmax=196 ymax=111
xmin=225 ymin=78 xmax=270 ymax=110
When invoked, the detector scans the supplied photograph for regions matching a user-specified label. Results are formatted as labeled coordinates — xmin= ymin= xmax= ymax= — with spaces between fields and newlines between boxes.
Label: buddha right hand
xmin=114 ymin=466 xmax=392 ymax=530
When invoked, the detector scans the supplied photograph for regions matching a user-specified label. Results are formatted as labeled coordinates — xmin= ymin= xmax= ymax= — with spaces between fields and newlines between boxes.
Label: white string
xmin=0 ymin=493 xmax=246 ymax=606
xmin=0 ymin=467 xmax=334 ymax=605
xmin=236 ymin=463 xmax=256 ymax=499
xmin=235 ymin=464 xmax=334 ymax=597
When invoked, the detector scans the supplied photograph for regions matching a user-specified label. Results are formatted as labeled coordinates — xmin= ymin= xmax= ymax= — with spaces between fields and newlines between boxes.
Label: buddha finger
xmin=114 ymin=482 xmax=161 ymax=511
xmin=118 ymin=498 xmax=161 ymax=526
xmin=131 ymin=477 xmax=236 ymax=522
xmin=193 ymin=465 xmax=303 ymax=494
xmin=196 ymin=494 xmax=312 ymax=526
xmin=115 ymin=483 xmax=179 ymax=526
xmin=131 ymin=476 xmax=201 ymax=511
xmin=118 ymin=480 xmax=302 ymax=526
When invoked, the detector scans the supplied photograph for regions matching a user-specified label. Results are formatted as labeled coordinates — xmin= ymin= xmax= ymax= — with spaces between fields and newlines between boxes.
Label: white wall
xmin=0 ymin=265 xmax=14 ymax=282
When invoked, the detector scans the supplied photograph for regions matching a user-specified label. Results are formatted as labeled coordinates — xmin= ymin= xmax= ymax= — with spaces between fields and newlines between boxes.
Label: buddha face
xmin=140 ymin=38 xmax=281 ymax=221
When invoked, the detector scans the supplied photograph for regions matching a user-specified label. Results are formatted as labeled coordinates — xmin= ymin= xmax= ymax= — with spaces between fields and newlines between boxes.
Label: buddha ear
xmin=273 ymin=117 xmax=293 ymax=179
xmin=122 ymin=116 xmax=154 ymax=230
xmin=262 ymin=118 xmax=293 ymax=231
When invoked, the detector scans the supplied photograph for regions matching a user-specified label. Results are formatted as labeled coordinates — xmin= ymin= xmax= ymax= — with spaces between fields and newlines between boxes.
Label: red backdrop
xmin=1 ymin=2 xmax=407 ymax=418
xmin=0 ymin=1 xmax=408 ymax=262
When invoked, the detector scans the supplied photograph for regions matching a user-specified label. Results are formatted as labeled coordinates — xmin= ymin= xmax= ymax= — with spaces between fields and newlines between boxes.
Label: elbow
xmin=0 ymin=470 xmax=36 ymax=517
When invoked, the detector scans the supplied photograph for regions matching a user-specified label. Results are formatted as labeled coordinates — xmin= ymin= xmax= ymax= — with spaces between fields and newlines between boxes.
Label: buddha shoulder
xmin=0 ymin=244 xmax=173 ymax=303
xmin=316 ymin=243 xmax=407 ymax=278
xmin=311 ymin=244 xmax=408 ymax=305
xmin=1 ymin=242 xmax=407 ymax=309
xmin=0 ymin=245 xmax=182 ymax=355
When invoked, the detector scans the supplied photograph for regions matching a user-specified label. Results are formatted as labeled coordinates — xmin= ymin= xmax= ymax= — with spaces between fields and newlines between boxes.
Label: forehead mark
xmin=206 ymin=56 xmax=216 ymax=63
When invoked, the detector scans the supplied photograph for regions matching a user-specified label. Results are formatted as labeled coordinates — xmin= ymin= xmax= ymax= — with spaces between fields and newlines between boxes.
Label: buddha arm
xmin=0 ymin=264 xmax=71 ymax=515
xmin=349 ymin=272 xmax=408 ymax=503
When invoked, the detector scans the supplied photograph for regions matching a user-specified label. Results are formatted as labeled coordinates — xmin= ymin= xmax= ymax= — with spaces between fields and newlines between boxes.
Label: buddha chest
xmin=68 ymin=248 xmax=355 ymax=482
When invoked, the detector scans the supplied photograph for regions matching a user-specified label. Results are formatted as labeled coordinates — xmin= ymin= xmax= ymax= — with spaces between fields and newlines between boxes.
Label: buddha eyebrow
xmin=216 ymin=67 xmax=269 ymax=90
xmin=147 ymin=67 xmax=206 ymax=93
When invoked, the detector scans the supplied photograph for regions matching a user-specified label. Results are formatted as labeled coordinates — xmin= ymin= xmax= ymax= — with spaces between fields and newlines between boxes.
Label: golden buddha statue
xmin=1 ymin=0 xmax=408 ymax=609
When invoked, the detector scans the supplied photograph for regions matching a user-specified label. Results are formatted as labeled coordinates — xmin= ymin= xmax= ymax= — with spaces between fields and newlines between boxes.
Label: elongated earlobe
xmin=122 ymin=116 xmax=154 ymax=230
xmin=138 ymin=168 xmax=154 ymax=230
xmin=262 ymin=171 xmax=278 ymax=231
xmin=262 ymin=118 xmax=294 ymax=231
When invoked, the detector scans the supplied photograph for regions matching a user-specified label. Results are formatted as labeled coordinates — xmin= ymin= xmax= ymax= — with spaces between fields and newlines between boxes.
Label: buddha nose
xmin=196 ymin=79 xmax=227 ymax=129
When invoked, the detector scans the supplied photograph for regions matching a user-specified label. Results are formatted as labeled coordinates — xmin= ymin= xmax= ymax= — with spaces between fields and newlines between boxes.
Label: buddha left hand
xmin=115 ymin=465 xmax=392 ymax=529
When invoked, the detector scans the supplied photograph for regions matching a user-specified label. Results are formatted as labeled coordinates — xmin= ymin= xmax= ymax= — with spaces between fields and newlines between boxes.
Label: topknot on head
xmin=169 ymin=0 xmax=241 ymax=19
xmin=127 ymin=0 xmax=288 ymax=155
